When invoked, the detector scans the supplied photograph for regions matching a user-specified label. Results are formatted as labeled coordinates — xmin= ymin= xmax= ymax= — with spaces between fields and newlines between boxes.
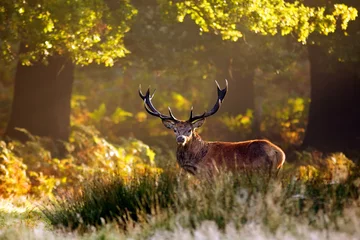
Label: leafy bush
xmin=219 ymin=110 xmax=254 ymax=140
xmin=262 ymin=97 xmax=309 ymax=146
xmin=0 ymin=141 xmax=30 ymax=197
xmin=0 ymin=125 xmax=161 ymax=198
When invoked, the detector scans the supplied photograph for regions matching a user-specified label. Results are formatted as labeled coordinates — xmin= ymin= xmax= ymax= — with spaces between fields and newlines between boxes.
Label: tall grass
xmin=41 ymin=162 xmax=360 ymax=238
xmin=41 ymin=172 xmax=177 ymax=230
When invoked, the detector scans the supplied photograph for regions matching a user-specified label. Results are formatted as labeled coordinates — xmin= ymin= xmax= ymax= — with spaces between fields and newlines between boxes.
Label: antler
xmin=188 ymin=79 xmax=228 ymax=123
xmin=139 ymin=85 xmax=179 ymax=122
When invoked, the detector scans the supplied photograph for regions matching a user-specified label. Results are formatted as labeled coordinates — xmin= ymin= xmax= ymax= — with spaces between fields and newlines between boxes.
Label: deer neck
xmin=176 ymin=132 xmax=209 ymax=174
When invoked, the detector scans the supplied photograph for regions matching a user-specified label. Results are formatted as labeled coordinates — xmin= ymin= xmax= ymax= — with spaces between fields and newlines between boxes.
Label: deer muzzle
xmin=176 ymin=135 xmax=186 ymax=144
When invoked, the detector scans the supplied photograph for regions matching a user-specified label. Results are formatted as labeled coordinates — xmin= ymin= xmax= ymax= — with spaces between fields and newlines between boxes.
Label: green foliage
xmin=88 ymin=103 xmax=107 ymax=123
xmin=0 ymin=0 xmax=137 ymax=65
xmin=163 ymin=0 xmax=358 ymax=43
xmin=111 ymin=107 xmax=133 ymax=124
xmin=262 ymin=97 xmax=309 ymax=145
xmin=220 ymin=110 xmax=254 ymax=139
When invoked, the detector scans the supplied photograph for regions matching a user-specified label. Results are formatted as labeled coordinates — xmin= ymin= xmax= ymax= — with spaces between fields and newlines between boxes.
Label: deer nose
xmin=176 ymin=136 xmax=186 ymax=144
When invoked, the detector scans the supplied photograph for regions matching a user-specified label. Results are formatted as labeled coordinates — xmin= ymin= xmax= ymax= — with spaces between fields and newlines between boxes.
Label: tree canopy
xmin=1 ymin=0 xmax=357 ymax=67
xmin=160 ymin=0 xmax=357 ymax=43
xmin=0 ymin=0 xmax=137 ymax=66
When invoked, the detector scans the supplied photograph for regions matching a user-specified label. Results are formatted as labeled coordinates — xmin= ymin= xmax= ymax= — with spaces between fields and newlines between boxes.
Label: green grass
xmin=37 ymin=164 xmax=360 ymax=239
xmin=41 ymin=172 xmax=178 ymax=230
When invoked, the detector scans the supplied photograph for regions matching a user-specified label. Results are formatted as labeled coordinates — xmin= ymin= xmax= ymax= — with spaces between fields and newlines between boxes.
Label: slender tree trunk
xmin=5 ymin=44 xmax=74 ymax=142
xmin=302 ymin=44 xmax=360 ymax=154
xmin=210 ymin=57 xmax=257 ymax=141
xmin=214 ymin=58 xmax=255 ymax=115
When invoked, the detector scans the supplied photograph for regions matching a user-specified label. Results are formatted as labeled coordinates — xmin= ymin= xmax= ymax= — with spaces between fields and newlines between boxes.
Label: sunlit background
xmin=0 ymin=0 xmax=359 ymax=239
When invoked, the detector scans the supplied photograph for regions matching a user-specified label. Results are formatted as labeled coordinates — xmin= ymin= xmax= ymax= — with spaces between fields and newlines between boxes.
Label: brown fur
xmin=176 ymin=132 xmax=286 ymax=176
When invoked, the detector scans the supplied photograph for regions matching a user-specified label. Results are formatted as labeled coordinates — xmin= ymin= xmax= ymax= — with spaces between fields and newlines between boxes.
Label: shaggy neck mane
xmin=176 ymin=132 xmax=209 ymax=174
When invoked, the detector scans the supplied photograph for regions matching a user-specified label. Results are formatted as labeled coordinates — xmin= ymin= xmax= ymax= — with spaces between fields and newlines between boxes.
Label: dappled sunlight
xmin=0 ymin=0 xmax=359 ymax=238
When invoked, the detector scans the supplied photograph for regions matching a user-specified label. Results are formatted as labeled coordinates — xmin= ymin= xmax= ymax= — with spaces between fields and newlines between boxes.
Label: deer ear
xmin=192 ymin=118 xmax=205 ymax=129
xmin=162 ymin=119 xmax=175 ymax=129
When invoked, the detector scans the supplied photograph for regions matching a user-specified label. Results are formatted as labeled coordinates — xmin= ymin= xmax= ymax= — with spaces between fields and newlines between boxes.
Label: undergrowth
xmin=41 ymin=172 xmax=177 ymax=230
xmin=0 ymin=125 xmax=161 ymax=198
xmin=41 ymin=153 xmax=360 ymax=238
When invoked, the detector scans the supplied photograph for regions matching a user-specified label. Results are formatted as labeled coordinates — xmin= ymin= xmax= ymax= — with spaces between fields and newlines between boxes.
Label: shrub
xmin=0 ymin=141 xmax=31 ymax=197
xmin=0 ymin=125 xmax=161 ymax=198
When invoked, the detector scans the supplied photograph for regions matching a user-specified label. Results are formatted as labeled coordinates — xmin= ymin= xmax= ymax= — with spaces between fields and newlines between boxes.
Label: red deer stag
xmin=139 ymin=80 xmax=285 ymax=176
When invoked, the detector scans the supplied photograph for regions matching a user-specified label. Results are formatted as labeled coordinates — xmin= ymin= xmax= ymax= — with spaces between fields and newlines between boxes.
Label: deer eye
xmin=174 ymin=129 xmax=177 ymax=133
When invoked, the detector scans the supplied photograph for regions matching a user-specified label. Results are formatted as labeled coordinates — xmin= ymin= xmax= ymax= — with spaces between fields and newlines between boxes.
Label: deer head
xmin=139 ymin=80 xmax=228 ymax=145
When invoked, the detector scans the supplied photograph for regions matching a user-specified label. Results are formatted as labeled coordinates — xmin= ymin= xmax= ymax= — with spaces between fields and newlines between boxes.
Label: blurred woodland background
xmin=2 ymin=1 xmax=360 ymax=239
xmin=0 ymin=0 xmax=359 ymax=198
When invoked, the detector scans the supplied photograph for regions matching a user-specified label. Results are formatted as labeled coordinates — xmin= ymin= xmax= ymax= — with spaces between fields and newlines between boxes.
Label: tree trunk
xmin=5 ymin=45 xmax=74 ymax=142
xmin=302 ymin=44 xmax=360 ymax=154
xmin=209 ymin=57 xmax=258 ymax=141
xmin=214 ymin=58 xmax=255 ymax=115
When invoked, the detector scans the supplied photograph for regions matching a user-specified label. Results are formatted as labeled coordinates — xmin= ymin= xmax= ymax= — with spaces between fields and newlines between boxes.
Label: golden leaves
xmin=169 ymin=0 xmax=358 ymax=44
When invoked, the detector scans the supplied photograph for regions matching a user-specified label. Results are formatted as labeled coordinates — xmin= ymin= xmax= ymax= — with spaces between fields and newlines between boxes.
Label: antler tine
xmin=139 ymin=84 xmax=179 ymax=122
xmin=168 ymin=107 xmax=179 ymax=121
xmin=189 ymin=106 xmax=194 ymax=120
xmin=151 ymin=88 xmax=156 ymax=98
xmin=188 ymin=79 xmax=228 ymax=123
xmin=215 ymin=80 xmax=221 ymax=90
xmin=144 ymin=88 xmax=158 ymax=113
xmin=139 ymin=84 xmax=145 ymax=99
